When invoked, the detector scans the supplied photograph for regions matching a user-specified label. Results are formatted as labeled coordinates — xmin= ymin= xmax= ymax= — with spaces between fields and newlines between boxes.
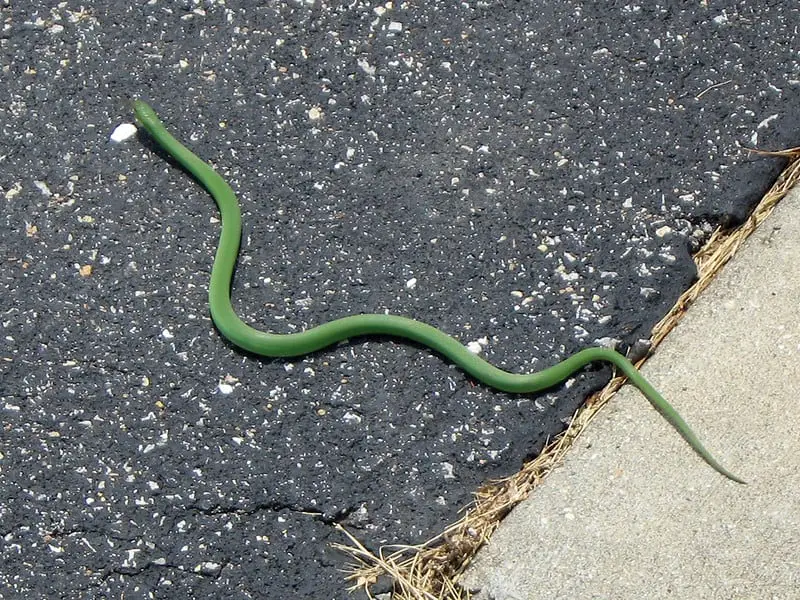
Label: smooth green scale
xmin=132 ymin=99 xmax=745 ymax=484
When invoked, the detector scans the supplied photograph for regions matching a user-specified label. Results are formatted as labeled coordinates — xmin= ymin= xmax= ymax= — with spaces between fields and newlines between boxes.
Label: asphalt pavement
xmin=2 ymin=3 xmax=799 ymax=599
xmin=462 ymin=185 xmax=800 ymax=599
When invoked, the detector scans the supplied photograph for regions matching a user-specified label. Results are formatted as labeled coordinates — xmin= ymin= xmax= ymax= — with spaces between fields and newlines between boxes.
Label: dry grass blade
xmin=337 ymin=148 xmax=800 ymax=600
xmin=741 ymin=145 xmax=800 ymax=158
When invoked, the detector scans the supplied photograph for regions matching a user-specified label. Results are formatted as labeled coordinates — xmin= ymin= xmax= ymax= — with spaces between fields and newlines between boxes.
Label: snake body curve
xmin=133 ymin=99 xmax=744 ymax=484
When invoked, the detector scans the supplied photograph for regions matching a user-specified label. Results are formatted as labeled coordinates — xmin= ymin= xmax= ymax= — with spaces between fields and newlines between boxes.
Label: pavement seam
xmin=337 ymin=148 xmax=800 ymax=600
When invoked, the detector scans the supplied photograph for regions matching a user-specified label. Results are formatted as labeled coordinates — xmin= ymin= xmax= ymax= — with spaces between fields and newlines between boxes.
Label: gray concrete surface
xmin=462 ymin=187 xmax=800 ymax=599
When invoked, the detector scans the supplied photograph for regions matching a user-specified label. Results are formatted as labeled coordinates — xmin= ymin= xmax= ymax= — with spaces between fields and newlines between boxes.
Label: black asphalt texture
xmin=2 ymin=2 xmax=798 ymax=599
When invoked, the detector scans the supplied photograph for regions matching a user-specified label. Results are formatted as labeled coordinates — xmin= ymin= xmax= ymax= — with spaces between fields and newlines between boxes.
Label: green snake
xmin=132 ymin=99 xmax=745 ymax=484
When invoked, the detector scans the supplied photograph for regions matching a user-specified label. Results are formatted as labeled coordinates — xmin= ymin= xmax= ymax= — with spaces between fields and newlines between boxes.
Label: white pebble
xmin=406 ymin=277 xmax=417 ymax=290
xmin=218 ymin=383 xmax=234 ymax=395
xmin=655 ymin=225 xmax=672 ymax=238
xmin=467 ymin=341 xmax=483 ymax=354
xmin=34 ymin=181 xmax=52 ymax=196
xmin=161 ymin=328 xmax=174 ymax=340
xmin=388 ymin=21 xmax=403 ymax=32
xmin=343 ymin=411 xmax=362 ymax=425
xmin=439 ymin=462 xmax=455 ymax=479
xmin=357 ymin=58 xmax=376 ymax=76
xmin=111 ymin=122 xmax=138 ymax=143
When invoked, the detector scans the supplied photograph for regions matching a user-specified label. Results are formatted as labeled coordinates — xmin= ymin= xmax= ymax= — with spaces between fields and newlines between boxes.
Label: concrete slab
xmin=462 ymin=187 xmax=800 ymax=599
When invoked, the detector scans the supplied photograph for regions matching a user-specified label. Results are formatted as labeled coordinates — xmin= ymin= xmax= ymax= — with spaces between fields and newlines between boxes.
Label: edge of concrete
xmin=461 ymin=187 xmax=800 ymax=599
